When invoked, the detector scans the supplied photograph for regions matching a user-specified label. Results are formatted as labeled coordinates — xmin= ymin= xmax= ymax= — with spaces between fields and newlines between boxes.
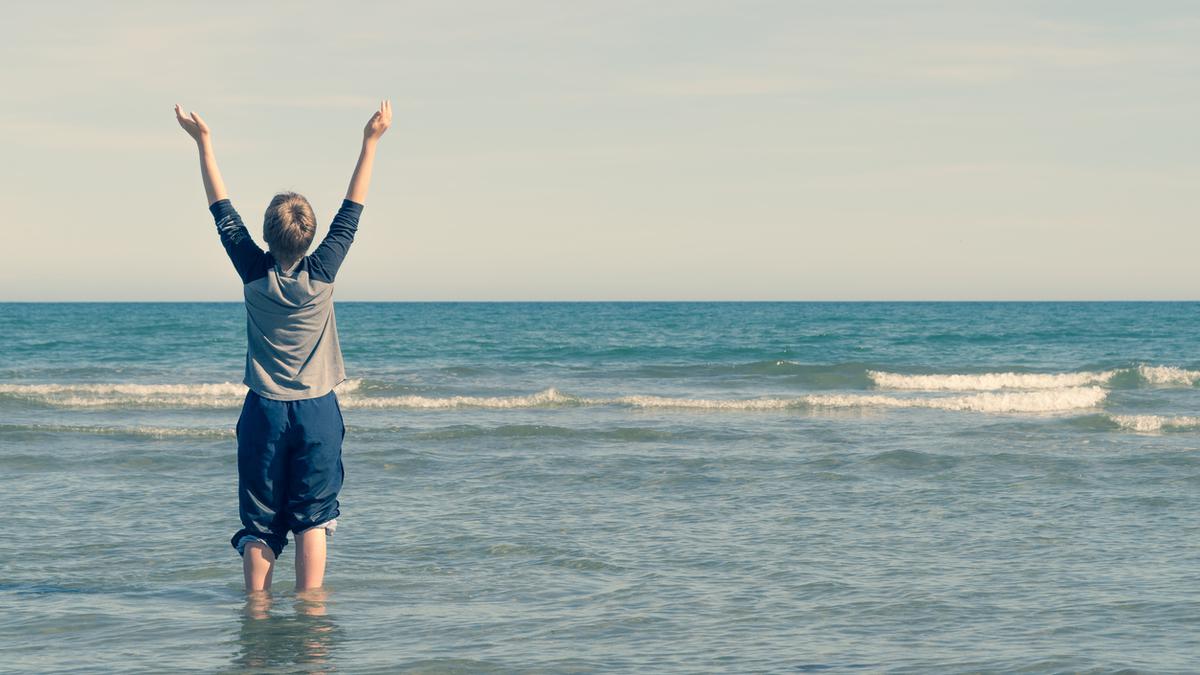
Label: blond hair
xmin=263 ymin=192 xmax=316 ymax=266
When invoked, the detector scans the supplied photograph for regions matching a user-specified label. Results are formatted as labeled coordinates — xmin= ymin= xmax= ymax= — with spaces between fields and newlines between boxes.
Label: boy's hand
xmin=176 ymin=103 xmax=227 ymax=205
xmin=347 ymin=100 xmax=389 ymax=203
xmin=175 ymin=103 xmax=211 ymax=143
xmin=363 ymin=99 xmax=392 ymax=142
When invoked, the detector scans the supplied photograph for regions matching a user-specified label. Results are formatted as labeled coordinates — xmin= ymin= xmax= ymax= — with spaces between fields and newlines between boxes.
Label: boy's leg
xmin=243 ymin=540 xmax=276 ymax=592
xmin=231 ymin=391 xmax=291 ymax=591
xmin=286 ymin=390 xmax=345 ymax=590
xmin=294 ymin=526 xmax=327 ymax=590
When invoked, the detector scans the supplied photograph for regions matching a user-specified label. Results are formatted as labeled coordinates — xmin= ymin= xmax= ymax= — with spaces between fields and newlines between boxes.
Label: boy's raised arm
xmin=175 ymin=104 xmax=228 ymax=207
xmin=309 ymin=100 xmax=392 ymax=282
xmin=345 ymin=99 xmax=392 ymax=205
xmin=175 ymin=104 xmax=267 ymax=283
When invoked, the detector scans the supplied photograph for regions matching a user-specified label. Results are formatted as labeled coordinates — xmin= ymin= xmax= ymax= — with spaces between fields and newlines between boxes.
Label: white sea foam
xmin=867 ymin=370 xmax=1118 ymax=391
xmin=596 ymin=387 xmax=1107 ymax=413
xmin=0 ymin=423 xmax=234 ymax=439
xmin=0 ymin=380 xmax=1107 ymax=413
xmin=31 ymin=396 xmax=241 ymax=408
xmin=1135 ymin=365 xmax=1200 ymax=386
xmin=1107 ymin=414 xmax=1200 ymax=433
xmin=340 ymin=388 xmax=579 ymax=409
xmin=349 ymin=388 xmax=1104 ymax=413
xmin=0 ymin=382 xmax=250 ymax=396
xmin=869 ymin=365 xmax=1200 ymax=391
xmin=0 ymin=380 xmax=361 ymax=408
xmin=805 ymin=387 xmax=1108 ymax=413
xmin=610 ymin=395 xmax=798 ymax=410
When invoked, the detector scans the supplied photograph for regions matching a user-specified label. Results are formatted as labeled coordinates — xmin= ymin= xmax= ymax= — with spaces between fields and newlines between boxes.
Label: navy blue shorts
xmin=231 ymin=388 xmax=345 ymax=559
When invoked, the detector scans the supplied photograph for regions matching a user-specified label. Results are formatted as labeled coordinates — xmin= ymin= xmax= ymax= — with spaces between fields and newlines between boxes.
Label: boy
xmin=175 ymin=99 xmax=392 ymax=593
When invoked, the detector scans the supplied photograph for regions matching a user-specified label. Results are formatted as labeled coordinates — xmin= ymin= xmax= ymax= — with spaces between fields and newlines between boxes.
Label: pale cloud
xmin=908 ymin=63 xmax=1020 ymax=84
xmin=211 ymin=94 xmax=381 ymax=110
xmin=0 ymin=120 xmax=182 ymax=152
xmin=0 ymin=119 xmax=259 ymax=152
xmin=921 ymin=42 xmax=1173 ymax=69
xmin=624 ymin=72 xmax=811 ymax=98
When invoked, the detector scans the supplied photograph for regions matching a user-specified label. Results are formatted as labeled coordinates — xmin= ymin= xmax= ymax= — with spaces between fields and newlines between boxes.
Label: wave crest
xmin=808 ymin=387 xmax=1107 ymax=413
xmin=0 ymin=423 xmax=234 ymax=439
xmin=869 ymin=364 xmax=1200 ymax=391
xmin=0 ymin=380 xmax=361 ymax=408
xmin=1108 ymin=414 xmax=1200 ymax=433
xmin=343 ymin=388 xmax=579 ymax=409
xmin=1135 ymin=365 xmax=1200 ymax=386
xmin=868 ymin=370 xmax=1116 ymax=391
xmin=608 ymin=387 xmax=1107 ymax=413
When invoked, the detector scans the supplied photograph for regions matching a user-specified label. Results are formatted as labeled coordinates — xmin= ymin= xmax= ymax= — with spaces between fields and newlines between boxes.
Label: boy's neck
xmin=275 ymin=255 xmax=303 ymax=275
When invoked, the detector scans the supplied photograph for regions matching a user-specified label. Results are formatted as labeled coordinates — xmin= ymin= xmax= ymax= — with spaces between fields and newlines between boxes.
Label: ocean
xmin=1 ymin=302 xmax=1197 ymax=673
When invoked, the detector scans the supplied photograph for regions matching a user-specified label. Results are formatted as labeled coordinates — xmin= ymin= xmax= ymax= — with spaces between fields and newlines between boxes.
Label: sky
xmin=1 ymin=1 xmax=1197 ymax=300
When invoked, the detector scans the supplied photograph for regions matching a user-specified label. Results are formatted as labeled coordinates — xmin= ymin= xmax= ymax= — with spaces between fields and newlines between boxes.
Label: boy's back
xmin=210 ymin=197 xmax=363 ymax=400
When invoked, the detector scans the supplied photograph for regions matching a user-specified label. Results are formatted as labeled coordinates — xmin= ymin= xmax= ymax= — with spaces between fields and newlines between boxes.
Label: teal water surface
xmin=1 ymin=302 xmax=1198 ymax=673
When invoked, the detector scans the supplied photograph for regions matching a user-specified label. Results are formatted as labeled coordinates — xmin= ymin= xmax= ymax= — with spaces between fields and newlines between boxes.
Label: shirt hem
xmin=245 ymin=377 xmax=345 ymax=402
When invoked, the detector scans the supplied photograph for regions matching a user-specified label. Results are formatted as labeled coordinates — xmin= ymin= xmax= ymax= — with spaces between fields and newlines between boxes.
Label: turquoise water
xmin=1 ymin=302 xmax=1198 ymax=673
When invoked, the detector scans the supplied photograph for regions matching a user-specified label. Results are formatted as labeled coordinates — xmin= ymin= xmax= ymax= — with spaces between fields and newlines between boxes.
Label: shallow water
xmin=1 ymin=302 xmax=1198 ymax=673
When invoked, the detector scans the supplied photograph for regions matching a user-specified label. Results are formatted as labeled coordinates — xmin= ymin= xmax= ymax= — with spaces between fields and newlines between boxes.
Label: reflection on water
xmin=231 ymin=588 xmax=343 ymax=673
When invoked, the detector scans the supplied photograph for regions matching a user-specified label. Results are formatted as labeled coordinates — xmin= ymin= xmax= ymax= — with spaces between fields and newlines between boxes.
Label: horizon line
xmin=2 ymin=299 xmax=1197 ymax=304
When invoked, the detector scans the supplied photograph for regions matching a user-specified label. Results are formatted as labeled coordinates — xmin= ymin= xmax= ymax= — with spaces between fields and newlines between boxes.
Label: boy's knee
xmin=244 ymin=539 xmax=274 ymax=558
xmin=292 ymin=514 xmax=340 ymax=540
xmin=294 ymin=517 xmax=338 ymax=539
xmin=233 ymin=532 xmax=286 ymax=559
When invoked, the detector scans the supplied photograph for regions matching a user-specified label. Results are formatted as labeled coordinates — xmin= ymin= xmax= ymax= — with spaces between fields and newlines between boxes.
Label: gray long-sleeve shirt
xmin=209 ymin=198 xmax=363 ymax=401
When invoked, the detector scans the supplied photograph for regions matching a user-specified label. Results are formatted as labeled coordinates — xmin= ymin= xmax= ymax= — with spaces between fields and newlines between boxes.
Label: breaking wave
xmin=0 ymin=380 xmax=361 ymax=408
xmin=344 ymin=388 xmax=580 ymax=409
xmin=611 ymin=388 xmax=1107 ymax=413
xmin=1107 ymin=414 xmax=1200 ymax=433
xmin=0 ymin=381 xmax=1107 ymax=413
xmin=349 ymin=387 xmax=1107 ymax=413
xmin=868 ymin=370 xmax=1116 ymax=391
xmin=1134 ymin=365 xmax=1200 ymax=386
xmin=868 ymin=364 xmax=1200 ymax=391
xmin=2 ymin=361 xmax=1192 ymax=410
xmin=0 ymin=423 xmax=235 ymax=439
